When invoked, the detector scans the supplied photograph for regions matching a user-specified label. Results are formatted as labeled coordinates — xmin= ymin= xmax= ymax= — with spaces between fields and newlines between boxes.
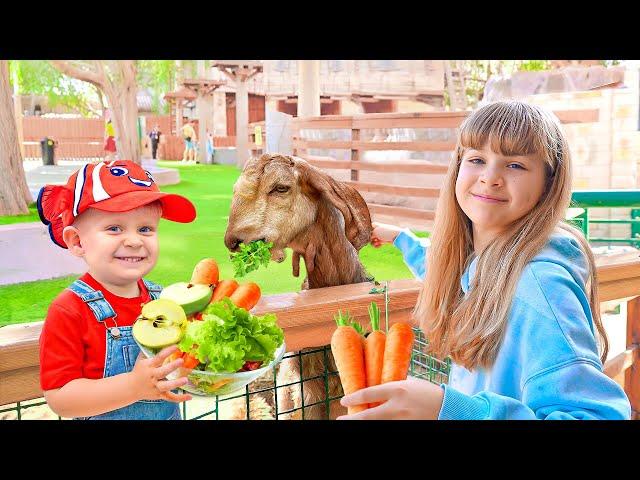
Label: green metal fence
xmin=570 ymin=190 xmax=640 ymax=246
xmin=0 ymin=329 xmax=450 ymax=420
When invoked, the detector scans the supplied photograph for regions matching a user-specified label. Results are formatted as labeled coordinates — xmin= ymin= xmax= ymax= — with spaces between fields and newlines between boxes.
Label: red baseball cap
xmin=37 ymin=160 xmax=196 ymax=248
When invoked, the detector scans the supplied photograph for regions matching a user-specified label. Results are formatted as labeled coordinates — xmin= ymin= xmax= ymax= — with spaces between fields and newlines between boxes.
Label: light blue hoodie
xmin=393 ymin=229 xmax=631 ymax=420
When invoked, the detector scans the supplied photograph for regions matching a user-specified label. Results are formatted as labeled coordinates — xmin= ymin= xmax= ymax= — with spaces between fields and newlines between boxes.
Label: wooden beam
xmin=626 ymin=296 xmax=640 ymax=420
xmin=368 ymin=203 xmax=436 ymax=221
xmin=603 ymin=348 xmax=636 ymax=378
xmin=344 ymin=181 xmax=440 ymax=198
xmin=303 ymin=156 xmax=449 ymax=174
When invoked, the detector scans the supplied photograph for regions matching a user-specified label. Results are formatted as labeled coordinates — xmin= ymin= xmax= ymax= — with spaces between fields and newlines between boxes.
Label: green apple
xmin=159 ymin=282 xmax=213 ymax=315
xmin=133 ymin=299 xmax=186 ymax=349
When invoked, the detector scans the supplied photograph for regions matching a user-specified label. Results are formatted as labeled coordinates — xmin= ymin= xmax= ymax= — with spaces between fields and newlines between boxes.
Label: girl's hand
xmin=129 ymin=345 xmax=192 ymax=403
xmin=337 ymin=377 xmax=444 ymax=420
xmin=370 ymin=222 xmax=404 ymax=248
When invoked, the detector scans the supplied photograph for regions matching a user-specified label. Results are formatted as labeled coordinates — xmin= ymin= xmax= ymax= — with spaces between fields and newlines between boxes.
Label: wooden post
xmin=626 ymin=296 xmax=640 ymax=420
xmin=351 ymin=126 xmax=359 ymax=181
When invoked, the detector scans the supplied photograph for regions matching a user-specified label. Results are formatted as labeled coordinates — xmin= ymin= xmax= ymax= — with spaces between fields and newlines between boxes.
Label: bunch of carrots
xmin=167 ymin=258 xmax=263 ymax=369
xmin=330 ymin=302 xmax=415 ymax=414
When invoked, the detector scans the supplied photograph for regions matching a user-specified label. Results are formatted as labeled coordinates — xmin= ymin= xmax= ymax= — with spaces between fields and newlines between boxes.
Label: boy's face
xmin=65 ymin=206 xmax=161 ymax=286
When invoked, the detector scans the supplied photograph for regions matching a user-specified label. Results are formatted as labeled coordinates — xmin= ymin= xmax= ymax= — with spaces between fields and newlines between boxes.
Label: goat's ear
xmin=293 ymin=157 xmax=372 ymax=251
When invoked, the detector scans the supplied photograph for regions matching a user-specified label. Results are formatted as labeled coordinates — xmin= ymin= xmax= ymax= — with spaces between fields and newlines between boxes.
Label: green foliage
xmin=137 ymin=60 xmax=177 ymax=114
xmin=230 ymin=240 xmax=273 ymax=278
xmin=10 ymin=60 xmax=101 ymax=117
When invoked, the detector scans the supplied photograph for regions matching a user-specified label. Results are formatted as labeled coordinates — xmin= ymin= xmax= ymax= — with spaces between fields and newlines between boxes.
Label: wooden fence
xmin=291 ymin=110 xmax=600 ymax=227
xmin=0 ymin=250 xmax=638 ymax=418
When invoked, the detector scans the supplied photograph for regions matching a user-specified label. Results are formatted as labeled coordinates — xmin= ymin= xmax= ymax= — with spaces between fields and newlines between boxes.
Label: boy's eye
xmin=107 ymin=226 xmax=121 ymax=232
xmin=507 ymin=163 xmax=525 ymax=170
xmin=139 ymin=226 xmax=154 ymax=233
xmin=467 ymin=157 xmax=484 ymax=164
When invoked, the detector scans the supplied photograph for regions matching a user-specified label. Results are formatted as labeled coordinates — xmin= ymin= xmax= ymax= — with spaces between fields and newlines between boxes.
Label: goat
xmin=224 ymin=153 xmax=373 ymax=419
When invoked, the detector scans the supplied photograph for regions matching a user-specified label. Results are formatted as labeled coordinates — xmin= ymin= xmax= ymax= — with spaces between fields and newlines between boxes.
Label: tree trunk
xmin=51 ymin=60 xmax=141 ymax=164
xmin=0 ymin=61 xmax=32 ymax=216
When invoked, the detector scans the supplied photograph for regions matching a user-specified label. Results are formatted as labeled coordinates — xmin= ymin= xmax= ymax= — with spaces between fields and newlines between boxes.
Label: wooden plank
xmin=291 ymin=118 xmax=353 ymax=130
xmin=595 ymin=251 xmax=640 ymax=283
xmin=303 ymin=157 xmax=449 ymax=174
xmin=0 ymin=321 xmax=43 ymax=373
xmin=603 ymin=348 xmax=636 ymax=379
xmin=293 ymin=139 xmax=352 ymax=150
xmin=344 ymin=181 xmax=440 ymax=198
xmin=0 ymin=366 xmax=42 ymax=406
xmin=599 ymin=278 xmax=640 ymax=302
xmin=351 ymin=127 xmax=360 ymax=181
xmin=353 ymin=141 xmax=456 ymax=151
xmin=554 ymin=109 xmax=600 ymax=124
xmin=352 ymin=115 xmax=466 ymax=129
xmin=626 ymin=296 xmax=640 ymax=419
xmin=368 ymin=203 xmax=436 ymax=221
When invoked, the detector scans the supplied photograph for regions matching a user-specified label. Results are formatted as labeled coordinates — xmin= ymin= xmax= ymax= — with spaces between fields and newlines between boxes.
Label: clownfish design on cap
xmin=37 ymin=160 xmax=197 ymax=248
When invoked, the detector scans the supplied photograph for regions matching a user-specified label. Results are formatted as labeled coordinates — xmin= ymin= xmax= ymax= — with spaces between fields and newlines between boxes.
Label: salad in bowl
xmin=134 ymin=297 xmax=285 ymax=396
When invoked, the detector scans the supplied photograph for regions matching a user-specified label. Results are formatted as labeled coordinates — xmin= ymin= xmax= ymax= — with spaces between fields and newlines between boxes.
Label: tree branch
xmin=50 ymin=61 xmax=104 ymax=89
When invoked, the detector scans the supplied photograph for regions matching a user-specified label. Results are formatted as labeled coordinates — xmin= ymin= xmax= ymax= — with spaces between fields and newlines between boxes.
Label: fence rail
xmin=1 ymin=251 xmax=639 ymax=419
xmin=292 ymin=110 xmax=600 ymax=228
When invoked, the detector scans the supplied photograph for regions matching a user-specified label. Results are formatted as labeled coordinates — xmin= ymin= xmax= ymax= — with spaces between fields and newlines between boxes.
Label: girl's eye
xmin=507 ymin=163 xmax=525 ymax=170
xmin=139 ymin=226 xmax=153 ymax=233
xmin=107 ymin=226 xmax=121 ymax=232
xmin=467 ymin=158 xmax=484 ymax=164
xmin=110 ymin=167 xmax=129 ymax=176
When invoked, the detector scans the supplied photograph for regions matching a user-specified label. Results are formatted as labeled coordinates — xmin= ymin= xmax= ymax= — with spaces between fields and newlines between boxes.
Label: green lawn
xmin=0 ymin=161 xmax=423 ymax=327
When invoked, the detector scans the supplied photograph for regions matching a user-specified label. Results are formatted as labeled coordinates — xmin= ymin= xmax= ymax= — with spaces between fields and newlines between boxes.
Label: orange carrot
xmin=380 ymin=322 xmax=415 ymax=385
xmin=164 ymin=350 xmax=184 ymax=366
xmin=210 ymin=279 xmax=239 ymax=303
xmin=331 ymin=310 xmax=367 ymax=415
xmin=365 ymin=302 xmax=386 ymax=408
xmin=191 ymin=258 xmax=219 ymax=286
xmin=229 ymin=282 xmax=261 ymax=311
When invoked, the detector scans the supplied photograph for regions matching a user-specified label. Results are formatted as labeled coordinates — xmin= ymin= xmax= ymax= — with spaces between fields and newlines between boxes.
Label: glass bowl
xmin=135 ymin=340 xmax=286 ymax=397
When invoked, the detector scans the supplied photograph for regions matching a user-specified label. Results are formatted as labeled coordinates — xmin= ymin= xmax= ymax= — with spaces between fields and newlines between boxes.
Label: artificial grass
xmin=0 ymin=161 xmax=423 ymax=327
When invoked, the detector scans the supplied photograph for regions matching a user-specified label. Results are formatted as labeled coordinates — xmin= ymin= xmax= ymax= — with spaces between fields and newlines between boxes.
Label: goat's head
xmin=224 ymin=153 xmax=372 ymax=262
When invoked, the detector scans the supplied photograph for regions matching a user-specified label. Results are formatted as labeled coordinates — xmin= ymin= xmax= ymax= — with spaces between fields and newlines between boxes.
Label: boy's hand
xmin=130 ymin=345 xmax=192 ymax=403
xmin=371 ymin=222 xmax=405 ymax=248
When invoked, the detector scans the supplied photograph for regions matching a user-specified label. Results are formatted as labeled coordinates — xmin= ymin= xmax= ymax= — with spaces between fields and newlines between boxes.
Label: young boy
xmin=37 ymin=160 xmax=196 ymax=420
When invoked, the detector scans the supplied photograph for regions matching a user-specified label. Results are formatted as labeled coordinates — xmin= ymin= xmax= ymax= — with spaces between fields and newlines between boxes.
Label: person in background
xmin=148 ymin=124 xmax=162 ymax=160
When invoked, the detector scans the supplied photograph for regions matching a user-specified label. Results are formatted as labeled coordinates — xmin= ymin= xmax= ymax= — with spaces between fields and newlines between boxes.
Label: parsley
xmin=230 ymin=240 xmax=273 ymax=278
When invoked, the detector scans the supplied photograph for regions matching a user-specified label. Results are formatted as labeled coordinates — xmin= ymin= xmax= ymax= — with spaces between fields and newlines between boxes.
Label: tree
xmin=50 ymin=61 xmax=141 ymax=164
xmin=0 ymin=61 xmax=32 ymax=215
xmin=10 ymin=60 xmax=103 ymax=117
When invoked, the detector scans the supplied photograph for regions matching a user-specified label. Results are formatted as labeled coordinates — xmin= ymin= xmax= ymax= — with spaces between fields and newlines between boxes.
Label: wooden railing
xmin=291 ymin=110 xmax=600 ymax=226
xmin=1 ymin=250 xmax=638 ymax=418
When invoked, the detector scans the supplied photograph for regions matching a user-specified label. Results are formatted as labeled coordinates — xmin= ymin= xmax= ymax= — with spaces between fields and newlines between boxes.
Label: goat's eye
xmin=273 ymin=185 xmax=290 ymax=194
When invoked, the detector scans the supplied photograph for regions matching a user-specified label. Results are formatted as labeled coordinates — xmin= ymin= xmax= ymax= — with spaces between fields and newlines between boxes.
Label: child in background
xmin=38 ymin=160 xmax=197 ymax=419
xmin=340 ymin=101 xmax=631 ymax=420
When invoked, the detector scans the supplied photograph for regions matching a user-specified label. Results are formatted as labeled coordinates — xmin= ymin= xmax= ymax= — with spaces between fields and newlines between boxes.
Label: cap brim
xmin=89 ymin=191 xmax=196 ymax=223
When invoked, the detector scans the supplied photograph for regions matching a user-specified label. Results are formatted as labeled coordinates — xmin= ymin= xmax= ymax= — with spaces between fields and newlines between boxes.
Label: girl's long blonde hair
xmin=414 ymin=101 xmax=608 ymax=369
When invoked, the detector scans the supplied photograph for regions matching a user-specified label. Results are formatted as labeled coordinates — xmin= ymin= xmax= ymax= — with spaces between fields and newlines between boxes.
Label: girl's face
xmin=455 ymin=142 xmax=547 ymax=250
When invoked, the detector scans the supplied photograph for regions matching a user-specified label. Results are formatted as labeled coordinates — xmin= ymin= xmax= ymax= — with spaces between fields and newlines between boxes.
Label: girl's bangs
xmin=459 ymin=104 xmax=545 ymax=159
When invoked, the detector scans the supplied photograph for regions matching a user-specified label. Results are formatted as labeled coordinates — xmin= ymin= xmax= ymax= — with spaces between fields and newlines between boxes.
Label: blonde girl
xmin=341 ymin=101 xmax=631 ymax=420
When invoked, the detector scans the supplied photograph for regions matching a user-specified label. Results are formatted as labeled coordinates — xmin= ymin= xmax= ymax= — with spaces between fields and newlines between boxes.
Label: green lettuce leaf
xmin=177 ymin=298 xmax=284 ymax=373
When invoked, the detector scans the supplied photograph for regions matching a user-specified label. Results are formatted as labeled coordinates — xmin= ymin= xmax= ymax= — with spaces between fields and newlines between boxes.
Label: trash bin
xmin=41 ymin=137 xmax=56 ymax=166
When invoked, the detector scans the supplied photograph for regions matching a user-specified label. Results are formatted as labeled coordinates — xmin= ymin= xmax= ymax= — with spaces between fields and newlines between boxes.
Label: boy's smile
xmin=65 ymin=205 xmax=161 ymax=297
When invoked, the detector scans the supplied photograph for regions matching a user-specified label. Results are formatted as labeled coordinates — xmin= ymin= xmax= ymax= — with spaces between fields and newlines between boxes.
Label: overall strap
xmin=142 ymin=279 xmax=163 ymax=300
xmin=67 ymin=279 xmax=116 ymax=323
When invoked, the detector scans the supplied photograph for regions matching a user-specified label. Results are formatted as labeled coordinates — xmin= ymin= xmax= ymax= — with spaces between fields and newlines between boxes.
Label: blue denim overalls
xmin=67 ymin=278 xmax=181 ymax=420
